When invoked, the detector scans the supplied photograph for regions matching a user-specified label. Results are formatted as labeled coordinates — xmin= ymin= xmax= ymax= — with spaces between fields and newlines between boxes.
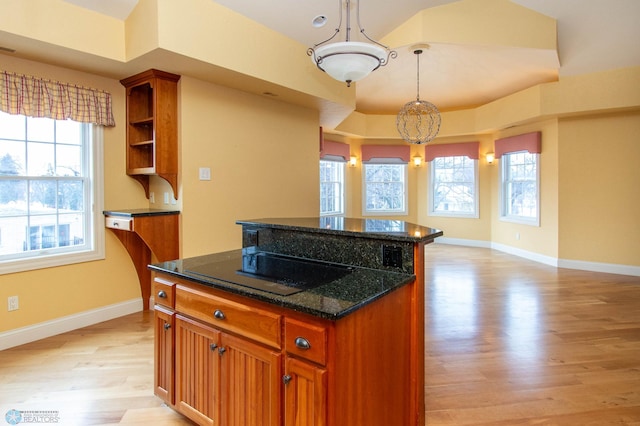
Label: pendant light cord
xmin=415 ymin=50 xmax=422 ymax=101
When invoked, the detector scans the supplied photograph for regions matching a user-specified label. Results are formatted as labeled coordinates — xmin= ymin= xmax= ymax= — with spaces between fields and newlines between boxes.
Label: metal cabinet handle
xmin=210 ymin=343 xmax=218 ymax=351
xmin=282 ymin=375 xmax=292 ymax=385
xmin=163 ymin=323 xmax=171 ymax=330
xmin=218 ymin=347 xmax=226 ymax=356
xmin=157 ymin=290 xmax=167 ymax=299
xmin=213 ymin=310 xmax=226 ymax=320
xmin=295 ymin=337 xmax=311 ymax=350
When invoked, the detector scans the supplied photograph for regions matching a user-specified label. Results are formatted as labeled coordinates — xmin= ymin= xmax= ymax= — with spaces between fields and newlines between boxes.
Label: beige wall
xmin=178 ymin=76 xmax=320 ymax=257
xmin=0 ymin=56 xmax=320 ymax=334
xmin=0 ymin=56 xmax=143 ymax=333
xmin=558 ymin=111 xmax=640 ymax=265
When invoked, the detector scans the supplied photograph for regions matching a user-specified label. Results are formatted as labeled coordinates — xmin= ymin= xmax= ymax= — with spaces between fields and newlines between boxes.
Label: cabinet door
xmin=175 ymin=315 xmax=220 ymax=426
xmin=284 ymin=357 xmax=327 ymax=426
xmin=154 ymin=305 xmax=174 ymax=405
xmin=219 ymin=333 xmax=282 ymax=426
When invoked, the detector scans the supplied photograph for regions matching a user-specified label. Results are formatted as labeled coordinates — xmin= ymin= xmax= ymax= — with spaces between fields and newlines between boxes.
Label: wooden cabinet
xmin=153 ymin=272 xmax=414 ymax=426
xmin=153 ymin=277 xmax=177 ymax=405
xmin=154 ymin=305 xmax=175 ymax=405
xmin=173 ymin=315 xmax=282 ymax=426
xmin=105 ymin=210 xmax=179 ymax=310
xmin=283 ymin=318 xmax=328 ymax=426
xmin=120 ymin=69 xmax=180 ymax=199
xmin=219 ymin=333 xmax=281 ymax=426
xmin=175 ymin=314 xmax=219 ymax=426
xmin=283 ymin=357 xmax=327 ymax=426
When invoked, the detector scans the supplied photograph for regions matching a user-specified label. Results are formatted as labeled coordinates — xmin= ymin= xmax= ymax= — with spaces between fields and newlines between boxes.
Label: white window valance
xmin=0 ymin=70 xmax=115 ymax=127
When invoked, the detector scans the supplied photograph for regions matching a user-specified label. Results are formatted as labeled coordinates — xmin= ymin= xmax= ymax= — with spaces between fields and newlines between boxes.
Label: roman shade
xmin=495 ymin=132 xmax=541 ymax=158
xmin=320 ymin=140 xmax=350 ymax=161
xmin=425 ymin=142 xmax=479 ymax=161
xmin=0 ymin=70 xmax=115 ymax=127
xmin=361 ymin=145 xmax=410 ymax=163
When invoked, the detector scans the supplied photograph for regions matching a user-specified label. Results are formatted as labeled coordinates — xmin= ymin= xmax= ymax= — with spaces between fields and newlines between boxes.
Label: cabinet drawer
xmin=284 ymin=318 xmax=327 ymax=366
xmin=153 ymin=277 xmax=176 ymax=309
xmin=176 ymin=284 xmax=281 ymax=349
xmin=105 ymin=216 xmax=133 ymax=231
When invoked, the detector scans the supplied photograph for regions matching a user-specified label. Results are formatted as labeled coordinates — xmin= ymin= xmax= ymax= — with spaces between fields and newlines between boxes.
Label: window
xmin=0 ymin=110 xmax=104 ymax=274
xmin=320 ymin=160 xmax=345 ymax=216
xmin=363 ymin=163 xmax=408 ymax=215
xmin=429 ymin=155 xmax=478 ymax=218
xmin=500 ymin=151 xmax=539 ymax=225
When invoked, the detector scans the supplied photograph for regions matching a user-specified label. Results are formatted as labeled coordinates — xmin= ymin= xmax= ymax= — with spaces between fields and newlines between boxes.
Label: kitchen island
xmin=149 ymin=217 xmax=442 ymax=426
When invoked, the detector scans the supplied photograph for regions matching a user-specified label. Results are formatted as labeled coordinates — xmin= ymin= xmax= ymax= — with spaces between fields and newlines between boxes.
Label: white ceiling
xmin=62 ymin=0 xmax=640 ymax=114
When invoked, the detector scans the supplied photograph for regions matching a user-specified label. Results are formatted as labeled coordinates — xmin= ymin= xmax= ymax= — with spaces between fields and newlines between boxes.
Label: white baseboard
xmin=434 ymin=237 xmax=639 ymax=277
xmin=558 ymin=258 xmax=640 ymax=277
xmin=434 ymin=236 xmax=492 ymax=249
xmin=490 ymin=242 xmax=559 ymax=267
xmin=0 ymin=298 xmax=143 ymax=351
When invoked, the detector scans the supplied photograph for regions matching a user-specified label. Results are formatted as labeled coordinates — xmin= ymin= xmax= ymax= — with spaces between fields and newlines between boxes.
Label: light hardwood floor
xmin=1 ymin=245 xmax=638 ymax=425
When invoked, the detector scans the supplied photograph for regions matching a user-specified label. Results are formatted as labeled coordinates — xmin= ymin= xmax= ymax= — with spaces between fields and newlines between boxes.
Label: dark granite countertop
xmin=103 ymin=208 xmax=180 ymax=217
xmin=237 ymin=217 xmax=443 ymax=243
xmin=149 ymin=249 xmax=415 ymax=320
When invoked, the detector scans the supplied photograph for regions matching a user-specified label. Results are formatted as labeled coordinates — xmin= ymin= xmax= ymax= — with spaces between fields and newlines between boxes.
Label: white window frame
xmin=0 ymin=115 xmax=105 ymax=275
xmin=499 ymin=151 xmax=540 ymax=226
xmin=320 ymin=158 xmax=346 ymax=216
xmin=362 ymin=161 xmax=408 ymax=216
xmin=428 ymin=155 xmax=479 ymax=218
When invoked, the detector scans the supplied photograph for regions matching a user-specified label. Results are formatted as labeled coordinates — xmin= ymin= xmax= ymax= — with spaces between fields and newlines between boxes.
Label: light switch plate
xmin=199 ymin=167 xmax=211 ymax=181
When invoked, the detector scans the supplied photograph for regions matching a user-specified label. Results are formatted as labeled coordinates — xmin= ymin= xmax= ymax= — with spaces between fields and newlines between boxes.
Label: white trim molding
xmin=0 ymin=298 xmax=143 ymax=351
xmin=434 ymin=238 xmax=640 ymax=277
xmin=558 ymin=258 xmax=640 ymax=277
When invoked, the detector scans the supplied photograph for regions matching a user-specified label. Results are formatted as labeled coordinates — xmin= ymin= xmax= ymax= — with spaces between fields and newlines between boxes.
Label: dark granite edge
xmin=147 ymin=264 xmax=415 ymax=321
xmin=104 ymin=209 xmax=180 ymax=217
xmin=236 ymin=218 xmax=443 ymax=243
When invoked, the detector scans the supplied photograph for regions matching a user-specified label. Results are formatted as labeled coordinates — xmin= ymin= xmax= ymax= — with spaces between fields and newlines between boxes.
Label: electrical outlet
xmin=382 ymin=245 xmax=403 ymax=268
xmin=149 ymin=192 xmax=155 ymax=204
xmin=8 ymin=296 xmax=19 ymax=311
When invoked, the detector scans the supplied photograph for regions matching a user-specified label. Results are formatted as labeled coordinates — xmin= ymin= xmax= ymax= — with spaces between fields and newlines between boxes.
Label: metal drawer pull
xmin=213 ymin=310 xmax=226 ymax=320
xmin=157 ymin=290 xmax=167 ymax=299
xmin=163 ymin=323 xmax=171 ymax=330
xmin=210 ymin=343 xmax=218 ymax=351
xmin=218 ymin=347 xmax=226 ymax=355
xmin=295 ymin=337 xmax=311 ymax=350
xmin=282 ymin=375 xmax=292 ymax=385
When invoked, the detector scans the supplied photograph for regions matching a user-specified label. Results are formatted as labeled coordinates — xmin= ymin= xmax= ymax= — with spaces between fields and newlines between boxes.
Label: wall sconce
xmin=413 ymin=155 xmax=423 ymax=167
xmin=349 ymin=155 xmax=358 ymax=167
xmin=486 ymin=152 xmax=495 ymax=165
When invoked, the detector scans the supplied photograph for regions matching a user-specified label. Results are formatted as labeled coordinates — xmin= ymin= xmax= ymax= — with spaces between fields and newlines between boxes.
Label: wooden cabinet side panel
xmin=153 ymin=77 xmax=178 ymax=175
xmin=220 ymin=333 xmax=282 ymax=426
xmin=411 ymin=243 xmax=426 ymax=426
xmin=330 ymin=284 xmax=413 ymax=426
xmin=175 ymin=315 xmax=219 ymax=426
xmin=284 ymin=357 xmax=327 ymax=426
xmin=133 ymin=214 xmax=179 ymax=262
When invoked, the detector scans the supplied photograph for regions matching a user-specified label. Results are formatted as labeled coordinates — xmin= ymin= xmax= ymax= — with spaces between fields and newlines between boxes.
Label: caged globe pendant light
xmin=396 ymin=45 xmax=441 ymax=144
xmin=308 ymin=0 xmax=397 ymax=87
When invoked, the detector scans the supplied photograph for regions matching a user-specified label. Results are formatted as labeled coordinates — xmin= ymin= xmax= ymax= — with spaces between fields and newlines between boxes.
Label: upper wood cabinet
xmin=120 ymin=69 xmax=180 ymax=199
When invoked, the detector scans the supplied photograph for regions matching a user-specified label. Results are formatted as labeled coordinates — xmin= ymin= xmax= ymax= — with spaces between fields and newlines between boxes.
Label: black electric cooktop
xmin=185 ymin=252 xmax=353 ymax=296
